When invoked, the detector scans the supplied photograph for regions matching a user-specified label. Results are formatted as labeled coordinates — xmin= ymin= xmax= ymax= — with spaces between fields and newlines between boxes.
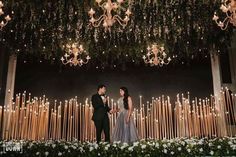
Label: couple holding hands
xmin=91 ymin=85 xmax=138 ymax=144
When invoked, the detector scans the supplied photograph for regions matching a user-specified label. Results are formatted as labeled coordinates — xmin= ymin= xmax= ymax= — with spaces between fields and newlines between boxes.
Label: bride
xmin=111 ymin=87 xmax=139 ymax=143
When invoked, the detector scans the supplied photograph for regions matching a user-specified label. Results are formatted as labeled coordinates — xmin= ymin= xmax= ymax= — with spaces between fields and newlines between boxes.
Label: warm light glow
xmin=61 ymin=42 xmax=91 ymax=67
xmin=88 ymin=0 xmax=131 ymax=31
xmin=1 ymin=88 xmax=234 ymax=141
xmin=143 ymin=43 xmax=171 ymax=67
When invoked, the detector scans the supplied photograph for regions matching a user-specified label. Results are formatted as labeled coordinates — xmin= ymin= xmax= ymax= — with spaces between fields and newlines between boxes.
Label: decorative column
xmin=4 ymin=54 xmax=17 ymax=106
xmin=210 ymin=49 xmax=227 ymax=136
xmin=210 ymin=52 xmax=222 ymax=98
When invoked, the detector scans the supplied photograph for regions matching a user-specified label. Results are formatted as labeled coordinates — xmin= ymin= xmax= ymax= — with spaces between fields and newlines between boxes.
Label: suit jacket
xmin=91 ymin=93 xmax=111 ymax=121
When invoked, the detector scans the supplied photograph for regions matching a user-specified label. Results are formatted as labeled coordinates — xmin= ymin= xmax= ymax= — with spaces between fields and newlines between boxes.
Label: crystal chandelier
xmin=88 ymin=0 xmax=131 ymax=31
xmin=0 ymin=1 xmax=11 ymax=30
xmin=213 ymin=0 xmax=236 ymax=30
xmin=61 ymin=42 xmax=91 ymax=67
xmin=143 ymin=43 xmax=171 ymax=67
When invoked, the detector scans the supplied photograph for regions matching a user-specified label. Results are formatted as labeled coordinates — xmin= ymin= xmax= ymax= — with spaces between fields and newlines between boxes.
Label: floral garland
xmin=1 ymin=137 xmax=236 ymax=157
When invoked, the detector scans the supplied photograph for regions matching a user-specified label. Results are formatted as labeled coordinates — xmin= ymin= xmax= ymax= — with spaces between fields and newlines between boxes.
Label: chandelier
xmin=88 ymin=0 xmax=132 ymax=31
xmin=61 ymin=42 xmax=91 ymax=67
xmin=143 ymin=43 xmax=171 ymax=67
xmin=0 ymin=1 xmax=11 ymax=30
xmin=213 ymin=0 xmax=236 ymax=30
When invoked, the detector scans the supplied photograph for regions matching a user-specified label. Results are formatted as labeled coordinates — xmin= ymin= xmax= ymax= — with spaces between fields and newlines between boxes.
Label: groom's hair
xmin=97 ymin=84 xmax=106 ymax=91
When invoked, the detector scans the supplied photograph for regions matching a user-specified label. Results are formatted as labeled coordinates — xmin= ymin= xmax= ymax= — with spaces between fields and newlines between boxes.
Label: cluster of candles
xmin=0 ymin=89 xmax=235 ymax=141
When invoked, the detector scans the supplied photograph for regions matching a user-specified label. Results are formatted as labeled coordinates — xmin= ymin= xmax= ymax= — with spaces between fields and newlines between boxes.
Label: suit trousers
xmin=94 ymin=117 xmax=110 ymax=143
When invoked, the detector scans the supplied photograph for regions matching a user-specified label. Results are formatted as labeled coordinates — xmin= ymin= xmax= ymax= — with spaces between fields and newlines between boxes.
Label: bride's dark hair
xmin=120 ymin=87 xmax=129 ymax=110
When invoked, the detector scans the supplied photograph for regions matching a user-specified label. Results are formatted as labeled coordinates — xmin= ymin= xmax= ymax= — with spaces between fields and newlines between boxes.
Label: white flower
xmin=52 ymin=144 xmax=56 ymax=148
xmin=228 ymin=141 xmax=233 ymax=145
xmin=123 ymin=143 xmax=129 ymax=147
xmin=64 ymin=145 xmax=69 ymax=150
xmin=105 ymin=146 xmax=109 ymax=150
xmin=208 ymin=142 xmax=213 ymax=147
xmin=178 ymin=147 xmax=182 ymax=151
xmin=231 ymin=145 xmax=236 ymax=150
xmin=163 ymin=144 xmax=167 ymax=148
xmin=114 ymin=141 xmax=121 ymax=144
xmin=79 ymin=147 xmax=84 ymax=153
xmin=180 ymin=141 xmax=186 ymax=146
xmin=58 ymin=152 xmax=62 ymax=156
xmin=187 ymin=149 xmax=191 ymax=153
xmin=45 ymin=152 xmax=49 ymax=156
xmin=121 ymin=145 xmax=126 ymax=150
xmin=199 ymin=148 xmax=203 ymax=152
xmin=163 ymin=149 xmax=168 ymax=154
xmin=94 ymin=143 xmax=99 ymax=149
xmin=141 ymin=144 xmax=146 ymax=149
xmin=171 ymin=151 xmax=175 ymax=155
xmin=89 ymin=146 xmax=94 ymax=152
xmin=128 ymin=146 xmax=134 ymax=152
xmin=155 ymin=143 xmax=159 ymax=148
xmin=98 ymin=153 xmax=101 ymax=156
xmin=167 ymin=142 xmax=171 ymax=146
xmin=210 ymin=151 xmax=214 ymax=155
xmin=133 ymin=141 xmax=139 ymax=147
xmin=198 ymin=140 xmax=203 ymax=145
xmin=217 ymin=145 xmax=221 ymax=149
xmin=120 ymin=142 xmax=128 ymax=150
xmin=36 ymin=152 xmax=40 ymax=155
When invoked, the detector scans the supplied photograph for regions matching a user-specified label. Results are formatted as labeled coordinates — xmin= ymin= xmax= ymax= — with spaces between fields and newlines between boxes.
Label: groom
xmin=91 ymin=84 xmax=113 ymax=143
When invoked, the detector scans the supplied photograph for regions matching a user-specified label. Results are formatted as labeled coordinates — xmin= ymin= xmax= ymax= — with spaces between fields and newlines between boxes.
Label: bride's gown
xmin=111 ymin=97 xmax=139 ymax=143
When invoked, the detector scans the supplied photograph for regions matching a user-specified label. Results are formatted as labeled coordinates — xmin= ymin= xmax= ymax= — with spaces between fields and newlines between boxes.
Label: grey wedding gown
xmin=111 ymin=97 xmax=139 ymax=143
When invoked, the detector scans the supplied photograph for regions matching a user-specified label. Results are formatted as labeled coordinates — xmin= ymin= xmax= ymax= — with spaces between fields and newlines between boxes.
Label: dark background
xmin=13 ymin=57 xmax=213 ymax=106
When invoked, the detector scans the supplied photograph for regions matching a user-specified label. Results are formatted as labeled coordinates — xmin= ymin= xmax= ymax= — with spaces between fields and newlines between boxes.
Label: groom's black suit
xmin=91 ymin=93 xmax=111 ymax=143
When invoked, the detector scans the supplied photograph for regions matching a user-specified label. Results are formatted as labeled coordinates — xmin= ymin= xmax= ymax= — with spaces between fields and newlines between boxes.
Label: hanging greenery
xmin=0 ymin=0 xmax=234 ymax=68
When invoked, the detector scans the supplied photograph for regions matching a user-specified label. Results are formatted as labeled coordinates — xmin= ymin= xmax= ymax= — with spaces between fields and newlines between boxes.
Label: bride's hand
xmin=126 ymin=116 xmax=130 ymax=124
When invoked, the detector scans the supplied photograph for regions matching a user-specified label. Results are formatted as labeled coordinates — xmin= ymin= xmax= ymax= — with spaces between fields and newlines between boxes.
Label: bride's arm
xmin=126 ymin=97 xmax=133 ymax=123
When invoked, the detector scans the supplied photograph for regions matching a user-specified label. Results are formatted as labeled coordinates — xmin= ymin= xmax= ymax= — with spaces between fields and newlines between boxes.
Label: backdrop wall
xmin=14 ymin=58 xmax=213 ymax=106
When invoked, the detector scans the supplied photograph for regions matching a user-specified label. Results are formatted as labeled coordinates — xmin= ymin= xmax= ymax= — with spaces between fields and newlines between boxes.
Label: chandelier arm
xmin=113 ymin=15 xmax=128 ymax=27
xmin=226 ymin=10 xmax=231 ymax=18
xmin=143 ymin=56 xmax=151 ymax=64
xmin=156 ymin=56 xmax=170 ymax=65
xmin=163 ymin=60 xmax=170 ymax=65
xmin=91 ymin=14 xmax=106 ymax=24
xmin=62 ymin=59 xmax=70 ymax=65
xmin=221 ymin=17 xmax=231 ymax=30
xmin=91 ymin=15 xmax=106 ymax=27
xmin=83 ymin=59 xmax=89 ymax=64
xmin=113 ymin=14 xmax=127 ymax=23
xmin=98 ymin=1 xmax=107 ymax=9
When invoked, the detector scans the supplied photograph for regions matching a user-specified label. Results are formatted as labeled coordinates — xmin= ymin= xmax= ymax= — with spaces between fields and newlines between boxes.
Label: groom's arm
xmin=91 ymin=95 xmax=103 ymax=110
xmin=105 ymin=103 xmax=111 ymax=113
